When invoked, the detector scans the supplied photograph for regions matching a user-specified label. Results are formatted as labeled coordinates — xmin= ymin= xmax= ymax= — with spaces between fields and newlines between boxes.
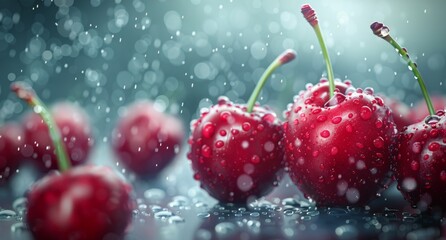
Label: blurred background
xmin=1 ymin=0 xmax=445 ymax=134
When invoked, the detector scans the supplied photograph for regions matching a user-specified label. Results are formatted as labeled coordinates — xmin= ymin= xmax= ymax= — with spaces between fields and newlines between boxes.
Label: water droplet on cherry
xmin=202 ymin=123 xmax=215 ymax=138
xmin=320 ymin=130 xmax=330 ymax=138
xmin=331 ymin=116 xmax=342 ymax=124
xmin=360 ymin=106 xmax=373 ymax=120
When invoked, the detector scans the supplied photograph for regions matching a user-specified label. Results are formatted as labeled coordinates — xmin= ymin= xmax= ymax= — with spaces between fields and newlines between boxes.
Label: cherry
xmin=188 ymin=49 xmax=296 ymax=203
xmin=284 ymin=5 xmax=397 ymax=206
xmin=22 ymin=101 xmax=93 ymax=171
xmin=0 ymin=123 xmax=25 ymax=184
xmin=11 ymin=82 xmax=134 ymax=240
xmin=112 ymin=100 xmax=184 ymax=177
xmin=371 ymin=22 xmax=446 ymax=211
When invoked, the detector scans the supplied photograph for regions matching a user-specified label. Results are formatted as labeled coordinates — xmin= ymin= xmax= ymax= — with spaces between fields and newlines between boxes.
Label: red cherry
xmin=371 ymin=22 xmax=446 ymax=211
xmin=409 ymin=95 xmax=446 ymax=123
xmin=0 ymin=123 xmax=25 ymax=183
xmin=188 ymin=50 xmax=295 ymax=203
xmin=26 ymin=165 xmax=134 ymax=240
xmin=23 ymin=102 xmax=93 ymax=171
xmin=112 ymin=100 xmax=184 ymax=177
xmin=396 ymin=112 xmax=446 ymax=210
xmin=188 ymin=97 xmax=284 ymax=202
xmin=284 ymin=80 xmax=396 ymax=206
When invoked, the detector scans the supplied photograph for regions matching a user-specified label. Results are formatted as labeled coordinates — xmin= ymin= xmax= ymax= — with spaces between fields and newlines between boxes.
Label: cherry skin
xmin=112 ymin=100 xmax=184 ymax=177
xmin=26 ymin=165 xmax=134 ymax=240
xmin=409 ymin=95 xmax=446 ymax=124
xmin=23 ymin=102 xmax=93 ymax=171
xmin=188 ymin=96 xmax=284 ymax=203
xmin=395 ymin=110 xmax=446 ymax=211
xmin=0 ymin=123 xmax=25 ymax=183
xmin=284 ymin=80 xmax=397 ymax=206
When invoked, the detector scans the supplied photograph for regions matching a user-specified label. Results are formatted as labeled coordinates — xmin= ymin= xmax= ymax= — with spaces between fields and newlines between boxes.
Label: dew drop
xmin=411 ymin=142 xmax=422 ymax=153
xmin=251 ymin=155 xmax=260 ymax=164
xmin=201 ymin=144 xmax=212 ymax=158
xmin=219 ymin=130 xmax=227 ymax=136
xmin=428 ymin=142 xmax=440 ymax=151
xmin=202 ymin=123 xmax=215 ymax=138
xmin=316 ymin=115 xmax=327 ymax=122
xmin=360 ymin=106 xmax=373 ymax=120
xmin=215 ymin=140 xmax=224 ymax=148
xmin=320 ymin=130 xmax=330 ymax=138
xmin=331 ymin=116 xmax=342 ymax=124
xmin=375 ymin=120 xmax=383 ymax=129
xmin=0 ymin=210 xmax=17 ymax=220
xmin=373 ymin=137 xmax=384 ymax=148
xmin=242 ymin=122 xmax=251 ymax=131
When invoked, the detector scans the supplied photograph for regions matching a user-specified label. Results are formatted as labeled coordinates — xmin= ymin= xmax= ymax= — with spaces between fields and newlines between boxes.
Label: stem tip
xmin=301 ymin=4 xmax=318 ymax=27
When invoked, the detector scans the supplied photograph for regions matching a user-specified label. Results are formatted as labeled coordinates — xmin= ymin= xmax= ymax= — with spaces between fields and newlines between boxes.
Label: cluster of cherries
xmin=0 ymin=3 xmax=445 ymax=240
xmin=188 ymin=4 xmax=446 ymax=210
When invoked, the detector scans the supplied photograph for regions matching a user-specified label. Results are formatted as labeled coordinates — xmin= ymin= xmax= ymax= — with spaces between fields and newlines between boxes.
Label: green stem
xmin=313 ymin=24 xmax=335 ymax=98
xmin=246 ymin=49 xmax=296 ymax=113
xmin=11 ymin=82 xmax=71 ymax=172
xmin=383 ymin=35 xmax=435 ymax=116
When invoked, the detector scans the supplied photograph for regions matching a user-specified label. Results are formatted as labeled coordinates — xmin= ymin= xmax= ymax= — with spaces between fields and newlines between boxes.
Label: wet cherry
xmin=0 ymin=123 xmax=25 ymax=184
xmin=112 ymin=100 xmax=184 ymax=177
xmin=284 ymin=5 xmax=397 ymax=206
xmin=11 ymin=82 xmax=134 ymax=240
xmin=188 ymin=49 xmax=296 ymax=203
xmin=22 ymin=101 xmax=93 ymax=171
xmin=371 ymin=22 xmax=446 ymax=211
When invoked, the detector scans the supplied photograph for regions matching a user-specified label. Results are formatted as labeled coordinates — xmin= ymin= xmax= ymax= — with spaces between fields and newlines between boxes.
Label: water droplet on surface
xmin=10 ymin=222 xmax=28 ymax=233
xmin=215 ymin=140 xmax=224 ymax=148
xmin=320 ymin=130 xmax=330 ymax=138
xmin=251 ymin=155 xmax=260 ymax=164
xmin=144 ymin=188 xmax=166 ymax=202
xmin=242 ymin=122 xmax=251 ymax=131
xmin=215 ymin=222 xmax=237 ymax=237
xmin=360 ymin=106 xmax=373 ymax=120
xmin=202 ymin=123 xmax=215 ymax=138
xmin=428 ymin=142 xmax=440 ymax=151
xmin=331 ymin=116 xmax=342 ymax=124
xmin=201 ymin=144 xmax=212 ymax=158
xmin=373 ymin=137 xmax=384 ymax=148
xmin=197 ymin=212 xmax=211 ymax=218
xmin=331 ymin=147 xmax=338 ymax=155
xmin=12 ymin=198 xmax=27 ymax=215
xmin=0 ymin=210 xmax=17 ymax=220
xmin=154 ymin=210 xmax=173 ymax=219
xmin=168 ymin=215 xmax=185 ymax=224
xmin=412 ymin=142 xmax=422 ymax=153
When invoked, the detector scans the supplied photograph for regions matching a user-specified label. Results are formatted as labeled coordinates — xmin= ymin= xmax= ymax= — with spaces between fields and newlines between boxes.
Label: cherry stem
xmin=246 ymin=49 xmax=296 ymax=113
xmin=11 ymin=82 xmax=71 ymax=172
xmin=301 ymin=4 xmax=335 ymax=98
xmin=370 ymin=22 xmax=435 ymax=116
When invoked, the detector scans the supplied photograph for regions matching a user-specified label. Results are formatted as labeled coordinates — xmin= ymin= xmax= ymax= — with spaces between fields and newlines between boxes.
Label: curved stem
xmin=313 ymin=24 xmax=335 ymax=98
xmin=383 ymin=35 xmax=435 ymax=116
xmin=246 ymin=49 xmax=296 ymax=113
xmin=11 ymin=82 xmax=71 ymax=172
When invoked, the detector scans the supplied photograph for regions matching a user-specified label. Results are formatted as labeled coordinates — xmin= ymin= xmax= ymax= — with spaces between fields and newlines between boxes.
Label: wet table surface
xmin=1 ymin=144 xmax=445 ymax=240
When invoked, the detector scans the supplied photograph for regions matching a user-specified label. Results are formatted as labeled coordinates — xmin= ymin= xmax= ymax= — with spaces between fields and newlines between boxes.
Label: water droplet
xmin=201 ymin=144 xmax=212 ymax=158
xmin=373 ymin=137 xmax=384 ymax=148
xmin=264 ymin=141 xmax=275 ymax=152
xmin=355 ymin=142 xmax=364 ymax=149
xmin=168 ymin=215 xmax=185 ymax=224
xmin=242 ymin=122 xmax=251 ymax=131
xmin=215 ymin=222 xmax=237 ymax=237
xmin=428 ymin=142 xmax=440 ymax=151
xmin=316 ymin=115 xmax=327 ymax=122
xmin=154 ymin=210 xmax=173 ymax=219
xmin=331 ymin=116 xmax=342 ymax=124
xmin=410 ymin=161 xmax=419 ymax=171
xmin=251 ymin=155 xmax=260 ymax=164
xmin=320 ymin=130 xmax=330 ymax=138
xmin=10 ymin=222 xmax=28 ymax=233
xmin=197 ymin=212 xmax=210 ymax=218
xmin=360 ymin=106 xmax=373 ymax=120
xmin=215 ymin=140 xmax=224 ymax=148
xmin=12 ymin=198 xmax=27 ymax=215
xmin=345 ymin=124 xmax=353 ymax=133
xmin=312 ymin=150 xmax=319 ymax=157
xmin=219 ymin=130 xmax=227 ymax=136
xmin=0 ymin=210 xmax=17 ymax=220
xmin=202 ymin=123 xmax=215 ymax=138
xmin=375 ymin=120 xmax=383 ymax=128
xmin=144 ymin=188 xmax=166 ymax=202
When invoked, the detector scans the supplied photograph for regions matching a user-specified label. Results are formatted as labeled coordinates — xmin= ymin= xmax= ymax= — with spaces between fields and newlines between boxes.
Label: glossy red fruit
xmin=284 ymin=80 xmax=397 ymax=206
xmin=379 ymin=95 xmax=412 ymax=131
xmin=112 ymin=100 xmax=184 ymax=177
xmin=395 ymin=110 xmax=446 ymax=211
xmin=26 ymin=165 xmax=134 ymax=240
xmin=0 ymin=123 xmax=25 ymax=183
xmin=23 ymin=102 xmax=93 ymax=171
xmin=188 ymin=96 xmax=284 ymax=203
xmin=410 ymin=95 xmax=446 ymax=123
